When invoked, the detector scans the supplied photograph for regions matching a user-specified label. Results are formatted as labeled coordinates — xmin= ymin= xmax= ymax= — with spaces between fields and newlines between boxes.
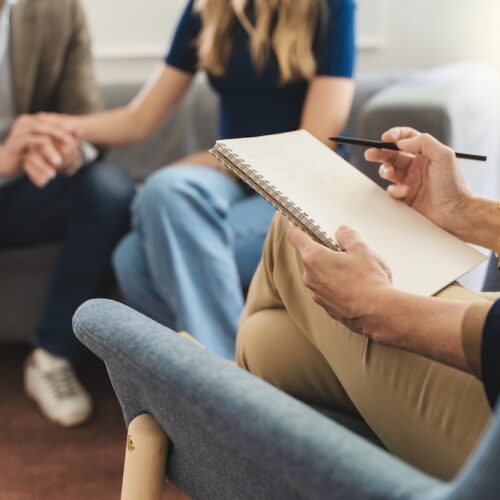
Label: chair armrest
xmin=73 ymin=299 xmax=439 ymax=500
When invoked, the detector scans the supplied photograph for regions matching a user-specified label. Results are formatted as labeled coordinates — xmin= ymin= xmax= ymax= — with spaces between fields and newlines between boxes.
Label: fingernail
xmin=395 ymin=185 xmax=408 ymax=197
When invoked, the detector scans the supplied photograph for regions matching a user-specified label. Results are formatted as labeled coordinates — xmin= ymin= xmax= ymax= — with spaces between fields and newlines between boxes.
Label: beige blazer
xmin=10 ymin=0 xmax=101 ymax=115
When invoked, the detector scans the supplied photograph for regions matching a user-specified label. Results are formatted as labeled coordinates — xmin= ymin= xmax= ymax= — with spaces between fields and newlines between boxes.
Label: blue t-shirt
xmin=165 ymin=0 xmax=355 ymax=139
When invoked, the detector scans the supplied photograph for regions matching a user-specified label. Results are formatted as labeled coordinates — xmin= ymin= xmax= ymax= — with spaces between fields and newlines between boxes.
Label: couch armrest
xmin=73 ymin=299 xmax=438 ymax=500
xmin=353 ymin=63 xmax=499 ymax=291
xmin=353 ymin=63 xmax=499 ymax=196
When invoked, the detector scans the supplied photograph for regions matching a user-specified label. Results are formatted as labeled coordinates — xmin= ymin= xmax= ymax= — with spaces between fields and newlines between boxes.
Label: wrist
xmin=364 ymin=287 xmax=402 ymax=340
xmin=447 ymin=194 xmax=498 ymax=251
xmin=73 ymin=116 xmax=91 ymax=142
xmin=62 ymin=143 xmax=85 ymax=177
xmin=441 ymin=191 xmax=474 ymax=235
xmin=445 ymin=192 xmax=476 ymax=234
xmin=0 ymin=143 xmax=21 ymax=176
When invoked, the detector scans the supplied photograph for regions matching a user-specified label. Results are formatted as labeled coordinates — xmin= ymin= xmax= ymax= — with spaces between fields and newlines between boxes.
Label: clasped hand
xmin=0 ymin=113 xmax=79 ymax=188
xmin=288 ymin=127 xmax=471 ymax=337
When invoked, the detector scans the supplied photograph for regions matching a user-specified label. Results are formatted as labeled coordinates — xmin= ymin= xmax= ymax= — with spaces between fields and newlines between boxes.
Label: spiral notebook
xmin=210 ymin=129 xmax=486 ymax=297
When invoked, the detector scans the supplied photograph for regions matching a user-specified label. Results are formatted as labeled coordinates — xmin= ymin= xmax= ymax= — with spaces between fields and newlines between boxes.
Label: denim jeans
xmin=0 ymin=163 xmax=135 ymax=360
xmin=112 ymin=165 xmax=275 ymax=359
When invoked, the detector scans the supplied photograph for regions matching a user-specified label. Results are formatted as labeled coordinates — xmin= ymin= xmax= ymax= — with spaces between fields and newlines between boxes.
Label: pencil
xmin=329 ymin=136 xmax=487 ymax=162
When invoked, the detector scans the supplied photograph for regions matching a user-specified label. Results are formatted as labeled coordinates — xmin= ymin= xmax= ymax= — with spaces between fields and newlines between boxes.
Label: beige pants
xmin=237 ymin=214 xmax=495 ymax=481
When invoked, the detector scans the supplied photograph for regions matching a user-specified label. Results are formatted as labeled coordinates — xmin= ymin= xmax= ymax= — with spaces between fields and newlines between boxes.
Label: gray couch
xmin=1 ymin=63 xmax=498 ymax=343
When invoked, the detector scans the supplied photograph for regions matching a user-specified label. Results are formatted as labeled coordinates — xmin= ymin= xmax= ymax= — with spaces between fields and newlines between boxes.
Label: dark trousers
xmin=0 ymin=163 xmax=135 ymax=360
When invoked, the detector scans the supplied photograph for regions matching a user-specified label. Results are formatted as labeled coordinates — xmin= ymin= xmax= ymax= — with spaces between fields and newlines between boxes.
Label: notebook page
xmin=217 ymin=130 xmax=486 ymax=296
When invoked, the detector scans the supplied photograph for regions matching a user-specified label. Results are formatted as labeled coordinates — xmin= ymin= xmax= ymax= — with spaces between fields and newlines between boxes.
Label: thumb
xmin=335 ymin=225 xmax=364 ymax=253
xmin=288 ymin=223 xmax=318 ymax=256
xmin=397 ymin=133 xmax=454 ymax=163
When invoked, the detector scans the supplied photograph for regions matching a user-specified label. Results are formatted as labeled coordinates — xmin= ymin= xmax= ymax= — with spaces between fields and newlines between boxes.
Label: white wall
xmin=80 ymin=0 xmax=500 ymax=83
xmin=80 ymin=0 xmax=184 ymax=83
xmin=357 ymin=0 xmax=500 ymax=72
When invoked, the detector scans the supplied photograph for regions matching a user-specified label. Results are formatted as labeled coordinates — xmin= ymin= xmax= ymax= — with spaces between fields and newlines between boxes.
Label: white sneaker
xmin=24 ymin=348 xmax=93 ymax=427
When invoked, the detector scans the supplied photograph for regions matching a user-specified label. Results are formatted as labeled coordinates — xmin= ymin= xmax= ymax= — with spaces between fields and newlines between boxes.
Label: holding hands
xmin=0 ymin=113 xmax=81 ymax=188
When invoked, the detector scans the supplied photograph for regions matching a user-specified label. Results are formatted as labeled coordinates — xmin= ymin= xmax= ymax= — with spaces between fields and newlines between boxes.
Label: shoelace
xmin=42 ymin=366 xmax=81 ymax=400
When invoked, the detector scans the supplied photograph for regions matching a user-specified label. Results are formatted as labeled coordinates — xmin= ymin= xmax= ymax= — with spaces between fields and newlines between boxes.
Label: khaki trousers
xmin=236 ymin=214 xmax=494 ymax=481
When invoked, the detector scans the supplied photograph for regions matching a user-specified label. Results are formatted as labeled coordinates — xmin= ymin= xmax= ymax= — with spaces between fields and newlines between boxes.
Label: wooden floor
xmin=0 ymin=344 xmax=125 ymax=500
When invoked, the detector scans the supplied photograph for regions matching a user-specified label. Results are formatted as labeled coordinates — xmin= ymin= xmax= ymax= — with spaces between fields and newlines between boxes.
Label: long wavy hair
xmin=195 ymin=0 xmax=325 ymax=83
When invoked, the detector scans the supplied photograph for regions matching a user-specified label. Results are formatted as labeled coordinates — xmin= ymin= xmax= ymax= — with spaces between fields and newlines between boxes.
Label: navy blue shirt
xmin=482 ymin=300 xmax=500 ymax=408
xmin=165 ymin=0 xmax=355 ymax=139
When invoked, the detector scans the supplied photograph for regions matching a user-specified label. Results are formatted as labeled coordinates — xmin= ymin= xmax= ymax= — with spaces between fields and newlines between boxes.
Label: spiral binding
xmin=210 ymin=143 xmax=340 ymax=251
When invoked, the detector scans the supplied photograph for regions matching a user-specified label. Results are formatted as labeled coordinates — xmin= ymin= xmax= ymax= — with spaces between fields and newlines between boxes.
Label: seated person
xmin=0 ymin=0 xmax=134 ymax=426
xmin=236 ymin=127 xmax=498 ymax=481
xmin=39 ymin=0 xmax=356 ymax=359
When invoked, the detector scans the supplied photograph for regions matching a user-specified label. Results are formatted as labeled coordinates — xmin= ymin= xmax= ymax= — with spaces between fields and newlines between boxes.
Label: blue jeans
xmin=112 ymin=165 xmax=275 ymax=359
xmin=0 ymin=163 xmax=135 ymax=360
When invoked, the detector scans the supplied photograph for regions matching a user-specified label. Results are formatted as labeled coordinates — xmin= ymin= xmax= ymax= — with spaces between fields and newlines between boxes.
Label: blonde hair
xmin=195 ymin=0 xmax=324 ymax=83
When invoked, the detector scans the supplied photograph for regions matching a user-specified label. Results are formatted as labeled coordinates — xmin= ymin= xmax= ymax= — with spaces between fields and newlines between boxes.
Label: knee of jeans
xmin=133 ymin=167 xmax=200 ymax=221
xmin=112 ymin=233 xmax=138 ymax=288
xmin=81 ymin=163 xmax=135 ymax=217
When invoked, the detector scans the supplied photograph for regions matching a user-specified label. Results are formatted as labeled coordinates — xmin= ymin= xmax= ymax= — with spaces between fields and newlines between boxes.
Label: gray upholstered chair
xmin=74 ymin=299 xmax=500 ymax=500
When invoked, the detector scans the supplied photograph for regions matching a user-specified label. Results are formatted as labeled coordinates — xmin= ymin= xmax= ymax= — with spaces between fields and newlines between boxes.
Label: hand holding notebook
xmin=210 ymin=130 xmax=485 ymax=297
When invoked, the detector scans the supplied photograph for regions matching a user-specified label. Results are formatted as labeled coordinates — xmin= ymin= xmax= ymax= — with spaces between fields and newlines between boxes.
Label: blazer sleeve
xmin=53 ymin=0 xmax=102 ymax=115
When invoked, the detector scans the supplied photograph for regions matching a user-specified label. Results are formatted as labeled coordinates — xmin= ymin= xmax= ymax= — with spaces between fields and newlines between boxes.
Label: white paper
xmin=217 ymin=130 xmax=486 ymax=296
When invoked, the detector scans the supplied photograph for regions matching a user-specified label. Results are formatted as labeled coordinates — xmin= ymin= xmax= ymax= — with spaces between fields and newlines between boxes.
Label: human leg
xmin=113 ymin=231 xmax=176 ymax=328
xmin=131 ymin=165 xmax=248 ymax=359
xmin=36 ymin=162 xmax=135 ymax=360
xmin=238 ymin=214 xmax=492 ymax=480
xmin=0 ymin=163 xmax=134 ymax=357
xmin=0 ymin=163 xmax=134 ymax=425
xmin=237 ymin=308 xmax=357 ymax=413
xmin=228 ymin=194 xmax=276 ymax=287
xmin=0 ymin=176 xmax=71 ymax=245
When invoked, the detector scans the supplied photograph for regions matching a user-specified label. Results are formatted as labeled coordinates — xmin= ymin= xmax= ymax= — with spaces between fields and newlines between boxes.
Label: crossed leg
xmin=237 ymin=214 xmax=492 ymax=480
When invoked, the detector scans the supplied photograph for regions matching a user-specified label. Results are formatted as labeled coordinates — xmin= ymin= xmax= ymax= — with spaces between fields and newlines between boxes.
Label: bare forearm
xmin=75 ymin=64 xmax=193 ymax=147
xmin=300 ymin=77 xmax=355 ymax=147
xmin=302 ymin=110 xmax=349 ymax=147
xmin=368 ymin=289 xmax=470 ymax=373
xmin=292 ymin=215 xmax=478 ymax=374
xmin=75 ymin=107 xmax=146 ymax=146
xmin=449 ymin=195 xmax=499 ymax=252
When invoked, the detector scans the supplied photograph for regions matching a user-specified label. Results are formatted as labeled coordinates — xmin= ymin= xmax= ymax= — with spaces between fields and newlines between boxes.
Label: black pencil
xmin=329 ymin=136 xmax=487 ymax=162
